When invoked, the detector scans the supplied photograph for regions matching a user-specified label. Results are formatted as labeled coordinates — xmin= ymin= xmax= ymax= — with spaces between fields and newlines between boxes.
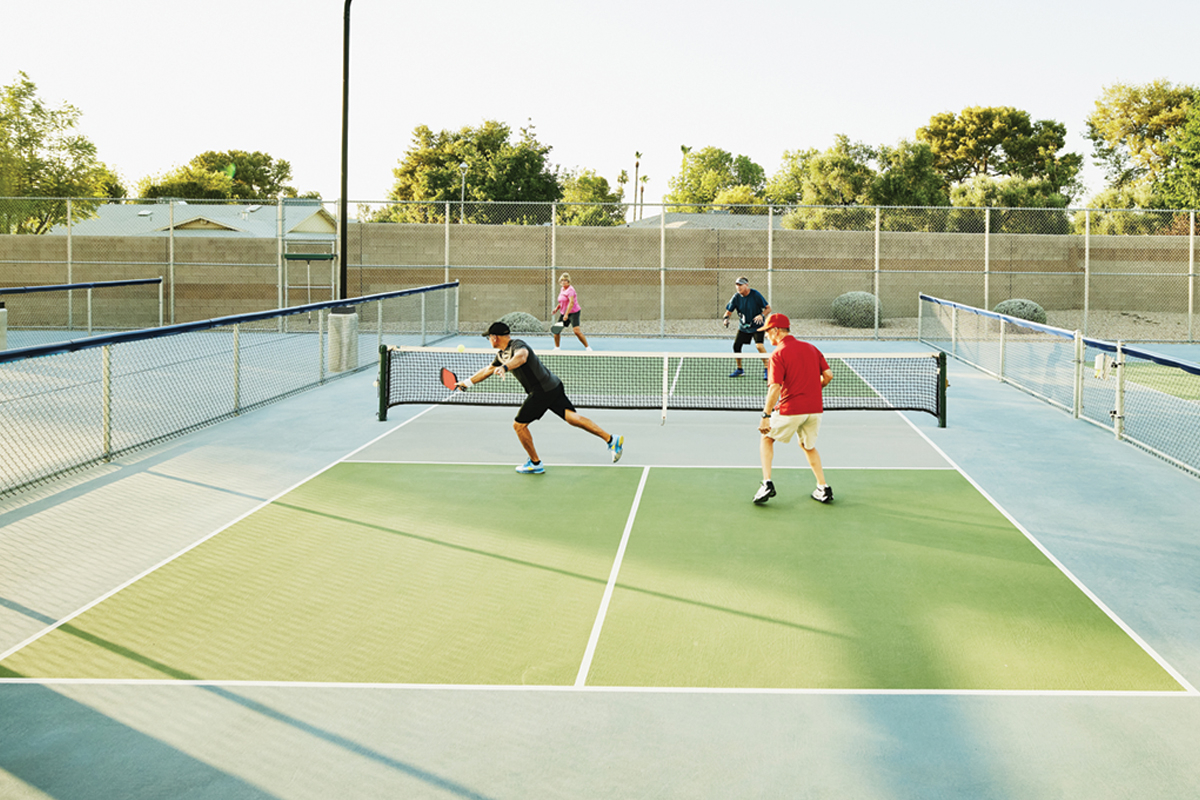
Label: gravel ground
xmin=466 ymin=310 xmax=1199 ymax=343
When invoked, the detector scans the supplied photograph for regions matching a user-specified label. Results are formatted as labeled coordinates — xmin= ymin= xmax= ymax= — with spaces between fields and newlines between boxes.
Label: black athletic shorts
xmin=560 ymin=310 xmax=581 ymax=327
xmin=516 ymin=384 xmax=576 ymax=424
xmin=733 ymin=329 xmax=765 ymax=350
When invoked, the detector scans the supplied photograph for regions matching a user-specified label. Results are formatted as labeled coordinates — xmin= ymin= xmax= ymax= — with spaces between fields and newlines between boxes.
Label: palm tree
xmin=631 ymin=152 xmax=642 ymax=222
xmin=639 ymin=175 xmax=649 ymax=220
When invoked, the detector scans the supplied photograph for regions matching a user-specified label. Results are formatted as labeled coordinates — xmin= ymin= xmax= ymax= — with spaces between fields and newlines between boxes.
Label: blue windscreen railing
xmin=0 ymin=282 xmax=458 ymax=365
xmin=0 ymin=278 xmax=164 ymax=296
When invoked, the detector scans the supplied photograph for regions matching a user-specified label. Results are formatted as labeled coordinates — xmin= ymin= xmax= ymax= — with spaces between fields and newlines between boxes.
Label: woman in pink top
xmin=552 ymin=272 xmax=591 ymax=351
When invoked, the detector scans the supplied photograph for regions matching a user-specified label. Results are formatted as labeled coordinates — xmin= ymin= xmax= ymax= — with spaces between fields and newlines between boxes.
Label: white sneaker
xmin=585 ymin=346 xmax=593 ymax=351
xmin=753 ymin=480 xmax=776 ymax=504
xmin=552 ymin=347 xmax=560 ymax=352
xmin=811 ymin=485 xmax=833 ymax=503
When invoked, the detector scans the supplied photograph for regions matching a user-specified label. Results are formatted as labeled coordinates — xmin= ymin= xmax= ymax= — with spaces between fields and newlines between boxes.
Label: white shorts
xmin=766 ymin=412 xmax=822 ymax=450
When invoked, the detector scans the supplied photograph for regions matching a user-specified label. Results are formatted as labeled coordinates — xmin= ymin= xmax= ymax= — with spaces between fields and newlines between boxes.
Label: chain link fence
xmin=0 ymin=282 xmax=457 ymax=499
xmin=2 ymin=198 xmax=1197 ymax=343
xmin=919 ymin=294 xmax=1200 ymax=478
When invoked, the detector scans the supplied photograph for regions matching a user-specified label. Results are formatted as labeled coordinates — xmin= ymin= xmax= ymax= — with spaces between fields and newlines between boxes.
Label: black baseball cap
xmin=484 ymin=321 xmax=510 ymax=337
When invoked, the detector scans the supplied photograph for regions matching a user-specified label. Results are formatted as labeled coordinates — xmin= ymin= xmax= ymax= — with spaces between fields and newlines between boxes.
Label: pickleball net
xmin=378 ymin=346 xmax=947 ymax=426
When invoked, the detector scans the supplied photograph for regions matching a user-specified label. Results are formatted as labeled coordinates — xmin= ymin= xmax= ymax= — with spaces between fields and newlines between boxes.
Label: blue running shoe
xmin=608 ymin=434 xmax=624 ymax=463
xmin=729 ymin=368 xmax=744 ymax=378
xmin=516 ymin=458 xmax=545 ymax=474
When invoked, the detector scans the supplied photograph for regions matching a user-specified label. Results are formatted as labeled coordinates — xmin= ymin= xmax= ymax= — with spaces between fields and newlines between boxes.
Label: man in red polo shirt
xmin=753 ymin=313 xmax=834 ymax=505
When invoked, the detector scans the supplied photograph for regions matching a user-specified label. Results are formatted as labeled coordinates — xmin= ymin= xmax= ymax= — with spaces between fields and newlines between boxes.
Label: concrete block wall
xmin=2 ymin=223 xmax=1196 ymax=328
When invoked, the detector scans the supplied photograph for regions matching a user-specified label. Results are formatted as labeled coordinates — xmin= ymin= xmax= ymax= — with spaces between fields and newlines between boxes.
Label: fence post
xmin=67 ymin=198 xmax=74 ymax=331
xmin=660 ymin=206 xmax=666 ymax=337
xmin=1189 ymin=209 xmax=1195 ymax=343
xmin=276 ymin=199 xmax=284 ymax=315
xmin=551 ymin=203 xmax=557 ymax=322
xmin=873 ymin=206 xmax=881 ymax=339
xmin=157 ymin=280 xmax=164 ymax=327
xmin=102 ymin=345 xmax=112 ymax=461
xmin=169 ymin=200 xmax=176 ymax=324
xmin=87 ymin=287 xmax=93 ymax=336
xmin=983 ymin=207 xmax=990 ymax=312
xmin=951 ymin=306 xmax=958 ymax=356
xmin=1072 ymin=331 xmax=1083 ymax=419
xmin=767 ymin=205 xmax=774 ymax=305
xmin=998 ymin=314 xmax=1006 ymax=380
xmin=1113 ymin=341 xmax=1125 ymax=439
xmin=233 ymin=324 xmax=241 ymax=414
xmin=318 ymin=308 xmax=327 ymax=384
xmin=1083 ymin=209 xmax=1091 ymax=337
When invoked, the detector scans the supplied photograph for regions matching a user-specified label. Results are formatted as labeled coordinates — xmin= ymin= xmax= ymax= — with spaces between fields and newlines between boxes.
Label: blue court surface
xmin=1 ymin=335 xmax=1198 ymax=799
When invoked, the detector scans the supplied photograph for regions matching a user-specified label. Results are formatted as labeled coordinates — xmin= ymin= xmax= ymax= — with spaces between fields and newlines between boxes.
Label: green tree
xmin=916 ymin=106 xmax=1082 ymax=199
xmin=776 ymin=136 xmax=877 ymax=230
xmin=0 ymin=72 xmax=122 ymax=233
xmin=1086 ymin=80 xmax=1195 ymax=190
xmin=665 ymin=146 xmax=765 ymax=209
xmin=948 ymin=175 xmax=1071 ymax=233
xmin=138 ymin=164 xmax=234 ymax=200
xmin=871 ymin=140 xmax=949 ymax=207
xmin=189 ymin=150 xmax=304 ymax=199
xmin=1157 ymin=93 xmax=1200 ymax=210
xmin=712 ymin=184 xmax=767 ymax=214
xmin=139 ymin=150 xmax=310 ymax=200
xmin=380 ymin=119 xmax=561 ymax=224
xmin=557 ymin=169 xmax=625 ymax=226
xmin=1071 ymin=184 xmax=1167 ymax=235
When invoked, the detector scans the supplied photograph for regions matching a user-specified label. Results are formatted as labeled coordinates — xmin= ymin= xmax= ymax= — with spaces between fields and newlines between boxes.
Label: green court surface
xmin=1122 ymin=363 xmax=1200 ymax=401
xmin=0 ymin=463 xmax=1182 ymax=692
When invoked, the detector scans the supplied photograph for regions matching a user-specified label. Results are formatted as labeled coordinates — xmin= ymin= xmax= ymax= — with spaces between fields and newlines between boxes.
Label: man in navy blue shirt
xmin=721 ymin=277 xmax=771 ymax=378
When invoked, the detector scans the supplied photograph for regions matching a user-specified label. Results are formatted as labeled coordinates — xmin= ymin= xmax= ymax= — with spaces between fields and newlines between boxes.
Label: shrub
xmin=831 ymin=291 xmax=880 ymax=328
xmin=498 ymin=311 xmax=545 ymax=333
xmin=993 ymin=299 xmax=1047 ymax=324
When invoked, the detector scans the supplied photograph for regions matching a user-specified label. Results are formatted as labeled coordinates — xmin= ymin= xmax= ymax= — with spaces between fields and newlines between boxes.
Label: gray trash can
xmin=328 ymin=306 xmax=358 ymax=372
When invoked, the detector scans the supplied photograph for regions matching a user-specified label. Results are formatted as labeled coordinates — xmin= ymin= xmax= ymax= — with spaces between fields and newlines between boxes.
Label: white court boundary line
xmin=574 ymin=465 xmax=650 ymax=687
xmin=0 ymin=406 xmax=441 ymax=665
xmin=0 ymin=677 xmax=1193 ymax=697
xmin=895 ymin=410 xmax=1199 ymax=696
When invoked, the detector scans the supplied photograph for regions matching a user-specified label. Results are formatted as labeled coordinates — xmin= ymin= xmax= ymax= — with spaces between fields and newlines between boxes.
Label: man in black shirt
xmin=458 ymin=321 xmax=624 ymax=474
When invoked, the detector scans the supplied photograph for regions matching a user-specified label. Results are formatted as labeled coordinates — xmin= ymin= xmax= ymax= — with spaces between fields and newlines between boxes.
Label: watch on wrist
xmin=761 ymin=412 xmax=771 ymax=418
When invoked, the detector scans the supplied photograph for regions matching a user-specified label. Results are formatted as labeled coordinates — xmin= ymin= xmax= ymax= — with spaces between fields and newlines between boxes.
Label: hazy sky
xmin=6 ymin=0 xmax=1199 ymax=206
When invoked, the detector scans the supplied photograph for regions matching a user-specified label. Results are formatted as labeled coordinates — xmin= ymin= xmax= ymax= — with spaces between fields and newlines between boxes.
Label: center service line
xmin=575 ymin=465 xmax=651 ymax=687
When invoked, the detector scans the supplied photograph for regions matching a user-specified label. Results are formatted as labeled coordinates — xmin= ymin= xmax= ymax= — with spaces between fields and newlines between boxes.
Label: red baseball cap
xmin=758 ymin=312 xmax=790 ymax=332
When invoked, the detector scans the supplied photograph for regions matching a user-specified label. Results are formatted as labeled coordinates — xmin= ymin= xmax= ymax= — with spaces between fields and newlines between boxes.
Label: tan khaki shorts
xmin=766 ymin=412 xmax=822 ymax=450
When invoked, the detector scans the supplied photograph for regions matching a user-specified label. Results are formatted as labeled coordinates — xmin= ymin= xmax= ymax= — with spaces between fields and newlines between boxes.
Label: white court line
xmin=0 ymin=406 xmax=441 ymax=665
xmin=0 ymin=677 xmax=1193 ymax=698
xmin=895 ymin=410 xmax=1199 ymax=696
xmin=574 ymin=465 xmax=650 ymax=687
xmin=345 ymin=458 xmax=955 ymax=471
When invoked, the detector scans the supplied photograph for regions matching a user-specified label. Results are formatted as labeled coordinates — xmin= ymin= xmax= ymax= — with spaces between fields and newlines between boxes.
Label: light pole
xmin=458 ymin=163 xmax=467 ymax=224
xmin=338 ymin=0 xmax=352 ymax=300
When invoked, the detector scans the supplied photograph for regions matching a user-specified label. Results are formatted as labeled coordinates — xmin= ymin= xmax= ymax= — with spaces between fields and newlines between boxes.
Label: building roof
xmin=625 ymin=211 xmax=785 ymax=230
xmin=49 ymin=201 xmax=337 ymax=239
